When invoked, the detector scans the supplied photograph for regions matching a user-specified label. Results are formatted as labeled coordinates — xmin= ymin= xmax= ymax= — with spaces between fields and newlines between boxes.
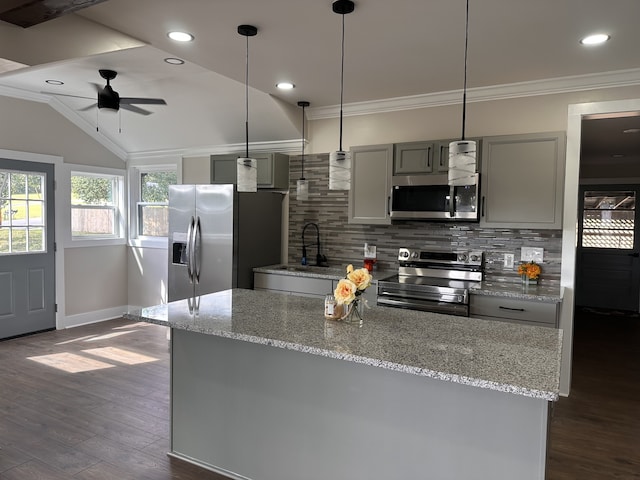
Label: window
xmin=0 ymin=170 xmax=46 ymax=254
xmin=581 ymin=190 xmax=635 ymax=249
xmin=71 ymin=172 xmax=124 ymax=239
xmin=136 ymin=168 xmax=177 ymax=238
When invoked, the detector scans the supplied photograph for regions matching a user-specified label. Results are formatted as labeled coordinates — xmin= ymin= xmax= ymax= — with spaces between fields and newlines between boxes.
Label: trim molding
xmin=308 ymin=68 xmax=640 ymax=120
xmin=63 ymin=305 xmax=130 ymax=329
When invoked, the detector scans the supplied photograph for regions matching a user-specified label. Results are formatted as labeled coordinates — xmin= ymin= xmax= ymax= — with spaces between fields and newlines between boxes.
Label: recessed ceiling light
xmin=45 ymin=79 xmax=64 ymax=85
xmin=164 ymin=57 xmax=185 ymax=65
xmin=623 ymin=128 xmax=640 ymax=134
xmin=580 ymin=33 xmax=610 ymax=46
xmin=276 ymin=82 xmax=295 ymax=90
xmin=168 ymin=31 xmax=194 ymax=42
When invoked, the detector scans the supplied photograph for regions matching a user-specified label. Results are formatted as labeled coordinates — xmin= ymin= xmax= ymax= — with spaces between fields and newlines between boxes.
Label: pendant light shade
xmin=237 ymin=24 xmax=258 ymax=193
xmin=296 ymin=101 xmax=310 ymax=201
xmin=329 ymin=0 xmax=355 ymax=191
xmin=448 ymin=0 xmax=477 ymax=187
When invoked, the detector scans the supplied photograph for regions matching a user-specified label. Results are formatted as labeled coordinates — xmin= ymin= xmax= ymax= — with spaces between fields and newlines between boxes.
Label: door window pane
xmin=582 ymin=190 xmax=635 ymax=249
xmin=0 ymin=170 xmax=47 ymax=254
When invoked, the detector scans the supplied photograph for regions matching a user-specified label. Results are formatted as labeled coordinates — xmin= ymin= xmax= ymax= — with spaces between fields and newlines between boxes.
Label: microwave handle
xmin=449 ymin=185 xmax=455 ymax=217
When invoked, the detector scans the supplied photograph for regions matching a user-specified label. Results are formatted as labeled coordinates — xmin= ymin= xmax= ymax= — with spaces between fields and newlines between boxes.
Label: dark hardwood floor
xmin=0 ymin=319 xmax=226 ymax=479
xmin=1 ymin=310 xmax=638 ymax=479
xmin=546 ymin=307 xmax=640 ymax=479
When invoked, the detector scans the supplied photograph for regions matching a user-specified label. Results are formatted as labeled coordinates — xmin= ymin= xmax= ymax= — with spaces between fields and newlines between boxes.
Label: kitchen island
xmin=126 ymin=288 xmax=562 ymax=480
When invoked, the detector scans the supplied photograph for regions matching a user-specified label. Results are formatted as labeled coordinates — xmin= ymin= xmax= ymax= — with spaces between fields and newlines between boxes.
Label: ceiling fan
xmin=49 ymin=69 xmax=167 ymax=116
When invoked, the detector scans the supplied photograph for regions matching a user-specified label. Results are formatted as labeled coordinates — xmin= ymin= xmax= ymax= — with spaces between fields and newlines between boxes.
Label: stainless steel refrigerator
xmin=168 ymin=184 xmax=283 ymax=302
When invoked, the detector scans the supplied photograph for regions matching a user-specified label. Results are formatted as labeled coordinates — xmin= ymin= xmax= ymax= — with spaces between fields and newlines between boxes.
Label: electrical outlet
xmin=521 ymin=247 xmax=544 ymax=263
xmin=504 ymin=253 xmax=514 ymax=269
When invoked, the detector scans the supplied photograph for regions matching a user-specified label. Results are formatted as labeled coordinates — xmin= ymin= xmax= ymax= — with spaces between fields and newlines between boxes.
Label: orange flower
xmin=518 ymin=261 xmax=541 ymax=279
xmin=347 ymin=267 xmax=372 ymax=291
xmin=334 ymin=278 xmax=357 ymax=305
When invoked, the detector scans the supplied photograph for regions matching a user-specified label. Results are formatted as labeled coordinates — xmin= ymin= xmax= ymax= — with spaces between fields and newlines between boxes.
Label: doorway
xmin=0 ymin=158 xmax=56 ymax=339
xmin=576 ymin=185 xmax=640 ymax=312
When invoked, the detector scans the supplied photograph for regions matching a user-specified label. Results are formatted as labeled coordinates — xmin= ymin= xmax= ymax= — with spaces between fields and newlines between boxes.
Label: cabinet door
xmin=348 ymin=144 xmax=393 ymax=225
xmin=393 ymin=142 xmax=434 ymax=175
xmin=254 ymin=153 xmax=274 ymax=187
xmin=210 ymin=155 xmax=237 ymax=184
xmin=434 ymin=141 xmax=450 ymax=173
xmin=480 ymin=132 xmax=565 ymax=229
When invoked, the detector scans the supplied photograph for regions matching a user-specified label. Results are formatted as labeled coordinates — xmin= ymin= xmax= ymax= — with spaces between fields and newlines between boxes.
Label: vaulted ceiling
xmin=0 ymin=0 xmax=639 ymax=159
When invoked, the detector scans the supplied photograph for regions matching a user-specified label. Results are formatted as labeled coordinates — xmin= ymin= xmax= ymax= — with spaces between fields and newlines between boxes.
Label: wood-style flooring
xmin=0 ymin=310 xmax=638 ymax=479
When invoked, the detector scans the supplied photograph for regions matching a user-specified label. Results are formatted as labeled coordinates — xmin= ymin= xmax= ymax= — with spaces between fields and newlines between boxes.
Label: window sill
xmin=68 ymin=237 xmax=127 ymax=248
xmin=129 ymin=237 xmax=169 ymax=249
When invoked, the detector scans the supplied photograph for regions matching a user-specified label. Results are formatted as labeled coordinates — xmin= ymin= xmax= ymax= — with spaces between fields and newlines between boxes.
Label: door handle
xmin=186 ymin=216 xmax=195 ymax=284
xmin=193 ymin=216 xmax=202 ymax=284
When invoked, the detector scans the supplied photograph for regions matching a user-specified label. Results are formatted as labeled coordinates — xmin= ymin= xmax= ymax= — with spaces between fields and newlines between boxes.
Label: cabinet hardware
xmin=499 ymin=306 xmax=525 ymax=312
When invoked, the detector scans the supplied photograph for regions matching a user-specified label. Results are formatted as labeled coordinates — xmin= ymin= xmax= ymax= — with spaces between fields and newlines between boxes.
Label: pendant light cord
xmin=301 ymin=104 xmax=306 ymax=179
xmin=461 ymin=0 xmax=469 ymax=141
xmin=339 ymin=11 xmax=345 ymax=152
xmin=244 ymin=34 xmax=250 ymax=159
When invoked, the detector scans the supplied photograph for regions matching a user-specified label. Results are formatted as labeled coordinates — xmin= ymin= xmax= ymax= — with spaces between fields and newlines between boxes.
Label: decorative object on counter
xmin=448 ymin=0 xmax=477 ymax=189
xmin=363 ymin=243 xmax=377 ymax=272
xmin=237 ymin=24 xmax=258 ymax=192
xmin=328 ymin=0 xmax=355 ymax=191
xmin=518 ymin=261 xmax=541 ymax=286
xmin=333 ymin=264 xmax=372 ymax=325
xmin=296 ymin=101 xmax=310 ymax=201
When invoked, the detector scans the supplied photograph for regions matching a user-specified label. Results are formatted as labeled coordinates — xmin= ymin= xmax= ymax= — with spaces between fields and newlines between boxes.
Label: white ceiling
xmin=0 ymin=0 xmax=639 ymax=158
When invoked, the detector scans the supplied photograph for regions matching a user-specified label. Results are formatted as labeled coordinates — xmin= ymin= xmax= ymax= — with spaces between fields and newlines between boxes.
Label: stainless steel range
xmin=377 ymin=248 xmax=484 ymax=316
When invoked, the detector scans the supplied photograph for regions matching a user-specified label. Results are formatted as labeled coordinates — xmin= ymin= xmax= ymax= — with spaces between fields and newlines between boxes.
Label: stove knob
xmin=470 ymin=254 xmax=479 ymax=262
xmin=411 ymin=252 xmax=418 ymax=259
xmin=458 ymin=253 xmax=468 ymax=262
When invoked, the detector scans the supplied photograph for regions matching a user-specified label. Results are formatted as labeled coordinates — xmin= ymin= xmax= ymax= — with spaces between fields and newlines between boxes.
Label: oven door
xmin=377 ymin=277 xmax=470 ymax=316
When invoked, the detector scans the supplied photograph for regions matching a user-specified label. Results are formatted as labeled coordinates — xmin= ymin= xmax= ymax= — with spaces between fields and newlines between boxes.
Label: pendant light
xmin=448 ymin=0 xmax=477 ymax=189
xmin=329 ymin=0 xmax=355 ymax=191
xmin=237 ymin=24 xmax=258 ymax=193
xmin=296 ymin=101 xmax=310 ymax=201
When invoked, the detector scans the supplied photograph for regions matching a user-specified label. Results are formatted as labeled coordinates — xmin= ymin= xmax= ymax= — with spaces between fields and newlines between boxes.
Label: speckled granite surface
xmin=126 ymin=288 xmax=562 ymax=401
xmin=470 ymin=281 xmax=563 ymax=303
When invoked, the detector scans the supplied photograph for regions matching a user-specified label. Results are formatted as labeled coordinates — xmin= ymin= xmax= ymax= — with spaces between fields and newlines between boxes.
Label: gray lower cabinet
xmin=470 ymin=295 xmax=559 ymax=328
xmin=480 ymin=132 xmax=565 ymax=229
xmin=348 ymin=144 xmax=394 ymax=225
xmin=211 ymin=153 xmax=289 ymax=189
xmin=254 ymin=272 xmax=333 ymax=298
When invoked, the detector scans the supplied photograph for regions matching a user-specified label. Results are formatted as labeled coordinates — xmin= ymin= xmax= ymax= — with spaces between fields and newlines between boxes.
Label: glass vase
xmin=340 ymin=299 xmax=364 ymax=325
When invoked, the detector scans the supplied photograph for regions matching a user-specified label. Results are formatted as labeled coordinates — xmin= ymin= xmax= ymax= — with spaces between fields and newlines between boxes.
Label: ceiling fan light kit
xmin=237 ymin=24 xmax=259 ymax=193
xmin=448 ymin=0 xmax=477 ymax=188
xmin=329 ymin=0 xmax=355 ymax=191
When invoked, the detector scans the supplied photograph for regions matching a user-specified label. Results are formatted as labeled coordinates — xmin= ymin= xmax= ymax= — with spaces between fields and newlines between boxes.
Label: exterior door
xmin=576 ymin=185 xmax=640 ymax=312
xmin=0 ymin=159 xmax=55 ymax=339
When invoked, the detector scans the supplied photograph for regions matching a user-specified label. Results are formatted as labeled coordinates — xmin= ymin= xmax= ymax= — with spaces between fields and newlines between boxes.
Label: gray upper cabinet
xmin=393 ymin=142 xmax=434 ymax=175
xmin=480 ymin=132 xmax=565 ymax=229
xmin=211 ymin=153 xmax=289 ymax=189
xmin=348 ymin=144 xmax=394 ymax=225
xmin=433 ymin=140 xmax=450 ymax=173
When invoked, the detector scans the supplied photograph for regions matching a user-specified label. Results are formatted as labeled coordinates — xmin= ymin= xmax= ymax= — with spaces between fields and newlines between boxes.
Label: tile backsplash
xmin=287 ymin=154 xmax=561 ymax=285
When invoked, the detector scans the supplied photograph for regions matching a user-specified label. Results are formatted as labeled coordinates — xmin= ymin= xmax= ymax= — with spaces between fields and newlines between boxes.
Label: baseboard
xmin=63 ymin=305 xmax=130 ymax=329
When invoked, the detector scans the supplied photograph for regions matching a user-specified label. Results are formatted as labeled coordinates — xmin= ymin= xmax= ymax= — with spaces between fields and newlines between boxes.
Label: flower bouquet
xmin=333 ymin=264 xmax=373 ymax=323
xmin=517 ymin=261 xmax=541 ymax=285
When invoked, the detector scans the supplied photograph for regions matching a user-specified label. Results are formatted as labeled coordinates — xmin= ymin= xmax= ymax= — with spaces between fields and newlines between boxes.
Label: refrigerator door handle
xmin=194 ymin=216 xmax=202 ymax=284
xmin=186 ymin=216 xmax=195 ymax=284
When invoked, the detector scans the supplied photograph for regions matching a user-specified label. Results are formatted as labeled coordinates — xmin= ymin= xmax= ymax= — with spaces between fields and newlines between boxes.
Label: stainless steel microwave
xmin=389 ymin=173 xmax=479 ymax=221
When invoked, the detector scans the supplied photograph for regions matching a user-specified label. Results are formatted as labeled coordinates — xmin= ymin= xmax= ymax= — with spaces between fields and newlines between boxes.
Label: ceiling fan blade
xmin=90 ymin=82 xmax=102 ymax=93
xmin=120 ymin=104 xmax=153 ymax=116
xmin=120 ymin=97 xmax=167 ymax=106
xmin=41 ymin=91 xmax=94 ymax=100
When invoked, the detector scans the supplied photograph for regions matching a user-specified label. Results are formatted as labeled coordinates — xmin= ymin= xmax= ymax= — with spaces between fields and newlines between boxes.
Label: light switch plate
xmin=521 ymin=247 xmax=544 ymax=263
xmin=504 ymin=253 xmax=514 ymax=269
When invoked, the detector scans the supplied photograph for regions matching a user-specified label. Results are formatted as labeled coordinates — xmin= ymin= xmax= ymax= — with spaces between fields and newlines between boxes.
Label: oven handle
xmin=377 ymin=297 xmax=469 ymax=316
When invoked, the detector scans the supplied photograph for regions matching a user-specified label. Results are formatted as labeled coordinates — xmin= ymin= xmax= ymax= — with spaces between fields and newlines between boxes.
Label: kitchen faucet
xmin=302 ymin=222 xmax=328 ymax=266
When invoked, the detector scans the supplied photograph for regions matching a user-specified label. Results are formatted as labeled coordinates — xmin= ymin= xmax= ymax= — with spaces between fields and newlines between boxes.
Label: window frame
xmin=128 ymin=161 xmax=179 ymax=249
xmin=62 ymin=164 xmax=126 ymax=248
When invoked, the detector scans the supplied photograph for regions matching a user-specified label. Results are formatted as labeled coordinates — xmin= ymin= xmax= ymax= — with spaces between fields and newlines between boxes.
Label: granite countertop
xmin=126 ymin=288 xmax=562 ymax=401
xmin=253 ymin=263 xmax=396 ymax=282
xmin=470 ymin=281 xmax=563 ymax=303
xmin=254 ymin=264 xmax=562 ymax=302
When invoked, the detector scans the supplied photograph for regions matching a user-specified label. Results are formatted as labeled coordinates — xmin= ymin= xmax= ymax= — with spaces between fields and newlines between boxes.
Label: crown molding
xmin=307 ymin=68 xmax=640 ymax=120
xmin=128 ymin=139 xmax=303 ymax=161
